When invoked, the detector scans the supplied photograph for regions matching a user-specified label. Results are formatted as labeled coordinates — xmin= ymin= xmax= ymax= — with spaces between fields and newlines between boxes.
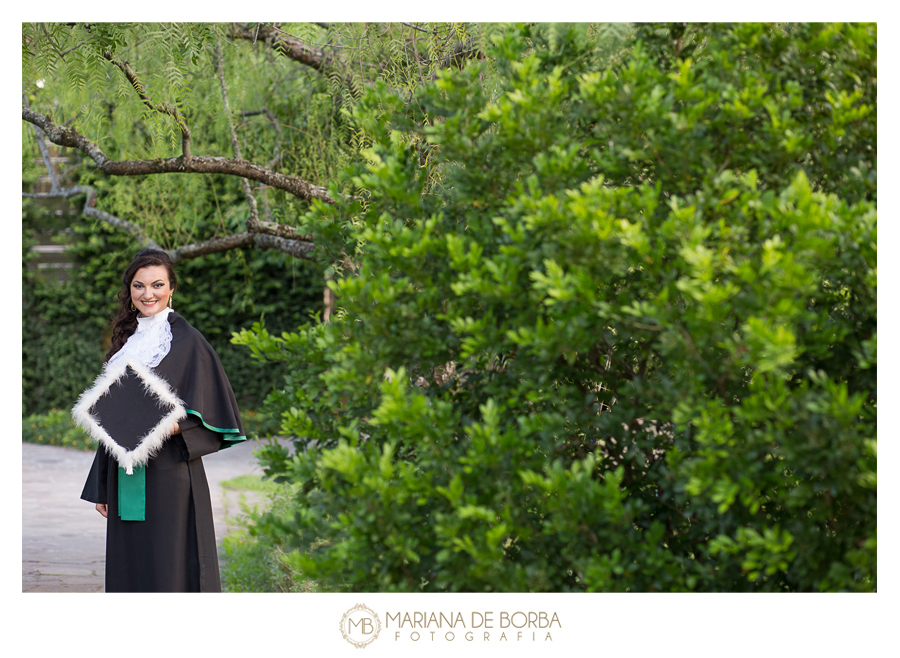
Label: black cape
xmin=80 ymin=311 xmax=245 ymax=592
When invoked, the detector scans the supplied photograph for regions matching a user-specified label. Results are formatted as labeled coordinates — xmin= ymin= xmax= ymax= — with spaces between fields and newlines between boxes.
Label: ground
xmin=21 ymin=439 xmax=265 ymax=592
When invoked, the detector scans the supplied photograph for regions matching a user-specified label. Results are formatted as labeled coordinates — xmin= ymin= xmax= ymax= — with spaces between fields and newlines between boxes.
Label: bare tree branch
xmin=229 ymin=22 xmax=368 ymax=99
xmin=166 ymin=231 xmax=315 ymax=263
xmin=23 ymin=107 xmax=109 ymax=168
xmin=22 ymin=107 xmax=335 ymax=204
xmin=409 ymin=26 xmax=427 ymax=88
xmin=232 ymin=22 xmax=482 ymax=102
xmin=230 ymin=23 xmax=334 ymax=72
xmin=23 ymin=185 xmax=161 ymax=249
xmin=23 ymin=184 xmax=316 ymax=263
xmin=60 ymin=161 xmax=87 ymax=181
xmin=402 ymin=23 xmax=438 ymax=35
xmin=21 ymin=24 xmax=388 ymax=265
xmin=59 ymin=41 xmax=86 ymax=59
xmin=23 ymin=115 xmax=320 ymax=263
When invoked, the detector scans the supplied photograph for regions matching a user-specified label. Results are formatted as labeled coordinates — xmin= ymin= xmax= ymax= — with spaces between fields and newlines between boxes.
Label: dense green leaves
xmin=242 ymin=23 xmax=876 ymax=591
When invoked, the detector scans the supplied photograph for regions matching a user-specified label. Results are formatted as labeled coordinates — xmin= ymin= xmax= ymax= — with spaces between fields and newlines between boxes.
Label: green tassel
xmin=118 ymin=465 xmax=146 ymax=521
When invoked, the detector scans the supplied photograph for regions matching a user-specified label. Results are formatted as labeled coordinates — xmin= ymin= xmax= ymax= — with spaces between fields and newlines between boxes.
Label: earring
xmin=168 ymin=294 xmax=173 ymax=309
xmin=131 ymin=301 xmax=137 ymax=312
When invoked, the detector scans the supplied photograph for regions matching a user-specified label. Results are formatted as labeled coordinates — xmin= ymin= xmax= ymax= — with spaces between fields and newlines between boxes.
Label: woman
xmin=76 ymin=248 xmax=245 ymax=592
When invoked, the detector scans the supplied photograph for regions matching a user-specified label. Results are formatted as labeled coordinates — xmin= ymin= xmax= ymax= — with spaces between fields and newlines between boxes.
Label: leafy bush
xmin=234 ymin=23 xmax=876 ymax=592
xmin=22 ymin=408 xmax=94 ymax=450
xmin=220 ymin=473 xmax=316 ymax=593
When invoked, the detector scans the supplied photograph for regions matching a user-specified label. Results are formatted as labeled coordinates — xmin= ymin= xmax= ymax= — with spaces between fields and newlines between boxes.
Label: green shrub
xmin=22 ymin=408 xmax=94 ymax=450
xmin=220 ymin=473 xmax=316 ymax=592
xmin=234 ymin=23 xmax=876 ymax=592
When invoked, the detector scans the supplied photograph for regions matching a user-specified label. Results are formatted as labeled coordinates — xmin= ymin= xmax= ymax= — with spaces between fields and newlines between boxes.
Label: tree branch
xmin=58 ymin=41 xmax=86 ymax=59
xmin=229 ymin=23 xmax=365 ymax=98
xmin=22 ymin=107 xmax=335 ymax=204
xmin=434 ymin=37 xmax=484 ymax=70
xmin=22 ymin=27 xmax=353 ymax=265
xmin=230 ymin=23 xmax=334 ymax=72
xmin=23 ymin=185 xmax=317 ymax=263
xmin=214 ymin=43 xmax=318 ymax=248
xmin=402 ymin=23 xmax=439 ymax=35
xmin=23 ymin=185 xmax=161 ymax=249
xmin=409 ymin=26 xmax=427 ymax=88
xmin=23 ymin=107 xmax=109 ymax=169
xmin=24 ymin=95 xmax=61 ymax=193
xmin=102 ymin=49 xmax=192 ymax=160
xmin=24 ymin=115 xmax=319 ymax=263
xmin=166 ymin=231 xmax=315 ymax=263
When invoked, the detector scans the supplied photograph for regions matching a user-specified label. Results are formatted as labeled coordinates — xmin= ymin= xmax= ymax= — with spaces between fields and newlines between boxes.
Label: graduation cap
xmin=73 ymin=358 xmax=187 ymax=475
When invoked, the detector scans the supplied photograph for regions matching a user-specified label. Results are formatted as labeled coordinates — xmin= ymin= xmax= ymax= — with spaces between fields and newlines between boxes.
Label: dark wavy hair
xmin=105 ymin=248 xmax=178 ymax=362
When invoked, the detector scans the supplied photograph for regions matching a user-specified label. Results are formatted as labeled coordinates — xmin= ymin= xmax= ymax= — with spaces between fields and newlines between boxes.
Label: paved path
xmin=22 ymin=439 xmax=265 ymax=592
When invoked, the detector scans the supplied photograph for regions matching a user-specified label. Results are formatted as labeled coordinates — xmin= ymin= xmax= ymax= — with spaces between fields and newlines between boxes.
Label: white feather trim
xmin=72 ymin=357 xmax=187 ymax=473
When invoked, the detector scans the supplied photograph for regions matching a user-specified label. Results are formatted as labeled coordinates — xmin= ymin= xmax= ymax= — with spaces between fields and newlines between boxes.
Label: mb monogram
xmin=340 ymin=604 xmax=382 ymax=648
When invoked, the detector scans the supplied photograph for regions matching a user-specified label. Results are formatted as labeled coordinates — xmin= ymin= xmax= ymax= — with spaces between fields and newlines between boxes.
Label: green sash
xmin=118 ymin=465 xmax=146 ymax=521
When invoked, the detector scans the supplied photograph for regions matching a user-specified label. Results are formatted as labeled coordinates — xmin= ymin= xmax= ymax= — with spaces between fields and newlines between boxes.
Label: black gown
xmin=79 ymin=312 xmax=245 ymax=593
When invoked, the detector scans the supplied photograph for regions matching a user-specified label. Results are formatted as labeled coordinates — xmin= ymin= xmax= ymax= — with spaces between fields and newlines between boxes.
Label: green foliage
xmin=219 ymin=472 xmax=316 ymax=592
xmin=22 ymin=408 xmax=94 ymax=450
xmin=22 ymin=204 xmax=135 ymax=415
xmin=175 ymin=246 xmax=324 ymax=408
xmin=236 ymin=23 xmax=876 ymax=592
xmin=220 ymin=530 xmax=296 ymax=593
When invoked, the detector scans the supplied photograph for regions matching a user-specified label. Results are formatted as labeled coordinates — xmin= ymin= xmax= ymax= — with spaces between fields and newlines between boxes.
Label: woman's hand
xmin=96 ymin=503 xmax=108 ymax=518
xmin=171 ymin=421 xmax=180 ymax=434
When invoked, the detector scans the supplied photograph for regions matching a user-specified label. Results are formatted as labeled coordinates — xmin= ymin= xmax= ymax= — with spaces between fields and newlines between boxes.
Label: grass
xmin=218 ymin=473 xmax=317 ymax=593
xmin=220 ymin=473 xmax=280 ymax=494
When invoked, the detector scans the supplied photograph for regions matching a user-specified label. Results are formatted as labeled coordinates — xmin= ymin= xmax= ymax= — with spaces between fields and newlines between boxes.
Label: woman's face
xmin=130 ymin=265 xmax=174 ymax=317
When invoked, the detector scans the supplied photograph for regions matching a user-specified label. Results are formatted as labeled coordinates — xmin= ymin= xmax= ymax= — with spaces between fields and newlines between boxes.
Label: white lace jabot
xmin=108 ymin=307 xmax=174 ymax=368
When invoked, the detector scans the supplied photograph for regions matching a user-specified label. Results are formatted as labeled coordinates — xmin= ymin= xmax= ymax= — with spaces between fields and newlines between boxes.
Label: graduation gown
xmin=79 ymin=311 xmax=245 ymax=593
